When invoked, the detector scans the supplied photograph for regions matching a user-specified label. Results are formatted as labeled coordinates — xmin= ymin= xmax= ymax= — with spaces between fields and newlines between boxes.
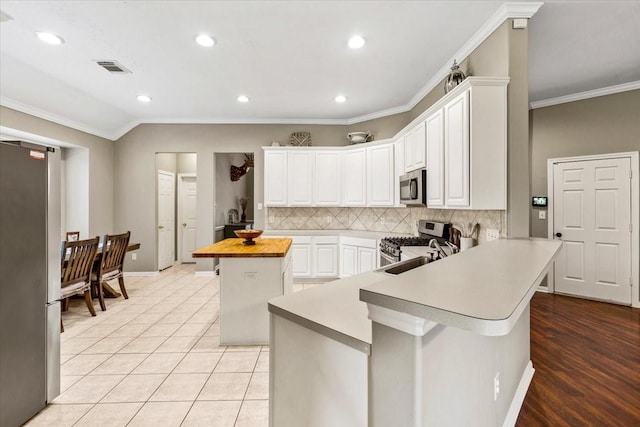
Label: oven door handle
xmin=380 ymin=251 xmax=397 ymax=265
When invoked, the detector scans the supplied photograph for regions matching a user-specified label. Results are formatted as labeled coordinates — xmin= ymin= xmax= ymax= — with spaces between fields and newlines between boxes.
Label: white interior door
xmin=158 ymin=170 xmax=175 ymax=271
xmin=553 ymin=157 xmax=632 ymax=304
xmin=179 ymin=175 xmax=197 ymax=263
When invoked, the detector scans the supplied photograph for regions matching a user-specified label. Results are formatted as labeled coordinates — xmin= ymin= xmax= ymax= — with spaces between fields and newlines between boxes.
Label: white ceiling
xmin=0 ymin=1 xmax=638 ymax=140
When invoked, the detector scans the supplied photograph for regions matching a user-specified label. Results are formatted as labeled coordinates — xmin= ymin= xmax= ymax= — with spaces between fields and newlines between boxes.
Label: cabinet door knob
xmin=555 ymin=232 xmax=562 ymax=238
xmin=158 ymin=225 xmax=164 ymax=229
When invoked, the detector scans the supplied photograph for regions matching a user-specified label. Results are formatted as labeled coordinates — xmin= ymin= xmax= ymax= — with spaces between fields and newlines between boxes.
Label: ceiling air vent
xmin=95 ymin=60 xmax=132 ymax=74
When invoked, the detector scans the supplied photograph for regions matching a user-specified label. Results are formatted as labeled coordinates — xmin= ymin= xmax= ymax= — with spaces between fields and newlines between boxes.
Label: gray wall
xmin=215 ymin=153 xmax=255 ymax=226
xmin=529 ymin=89 xmax=640 ymax=237
xmin=360 ymin=21 xmax=529 ymax=237
xmin=114 ymin=123 xmax=348 ymax=272
xmin=63 ymin=147 xmax=90 ymax=238
xmin=0 ymin=106 xmax=114 ymax=238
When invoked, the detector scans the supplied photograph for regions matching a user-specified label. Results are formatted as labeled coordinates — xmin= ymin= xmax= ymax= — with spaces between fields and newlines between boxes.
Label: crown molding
xmin=2 ymin=2 xmax=544 ymax=141
xmin=406 ymin=1 xmax=543 ymax=111
xmin=0 ymin=96 xmax=116 ymax=140
xmin=529 ymin=81 xmax=640 ymax=109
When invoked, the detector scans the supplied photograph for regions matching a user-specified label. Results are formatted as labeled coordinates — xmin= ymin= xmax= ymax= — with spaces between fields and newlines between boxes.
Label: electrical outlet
xmin=131 ymin=253 xmax=137 ymax=261
xmin=327 ymin=216 xmax=333 ymax=224
xmin=494 ymin=372 xmax=500 ymax=401
xmin=257 ymin=202 xmax=263 ymax=210
xmin=538 ymin=210 xmax=546 ymax=220
xmin=486 ymin=229 xmax=500 ymax=241
xmin=380 ymin=217 xmax=385 ymax=225
xmin=268 ymin=216 xmax=275 ymax=223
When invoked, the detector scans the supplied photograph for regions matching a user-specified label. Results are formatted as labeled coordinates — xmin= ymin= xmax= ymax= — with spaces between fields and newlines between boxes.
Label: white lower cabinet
xmin=291 ymin=237 xmax=312 ymax=278
xmin=313 ymin=238 xmax=339 ymax=278
xmin=339 ymin=236 xmax=378 ymax=278
xmin=290 ymin=236 xmax=339 ymax=279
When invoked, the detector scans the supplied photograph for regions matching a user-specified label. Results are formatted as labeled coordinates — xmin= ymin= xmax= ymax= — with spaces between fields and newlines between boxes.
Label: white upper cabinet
xmin=342 ymin=147 xmax=367 ymax=206
xmin=314 ymin=151 xmax=341 ymax=206
xmin=264 ymin=150 xmax=288 ymax=206
xmin=288 ymin=151 xmax=314 ymax=206
xmin=404 ymin=121 xmax=426 ymax=173
xmin=366 ymin=143 xmax=395 ymax=206
xmin=425 ymin=109 xmax=445 ymax=207
xmin=444 ymin=91 xmax=470 ymax=207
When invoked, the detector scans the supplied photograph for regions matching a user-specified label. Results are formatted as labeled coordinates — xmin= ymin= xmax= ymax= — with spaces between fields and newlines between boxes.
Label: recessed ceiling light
xmin=36 ymin=32 xmax=65 ymax=45
xmin=335 ymin=95 xmax=347 ymax=103
xmin=195 ymin=34 xmax=216 ymax=47
xmin=348 ymin=35 xmax=365 ymax=49
xmin=237 ymin=95 xmax=250 ymax=103
xmin=137 ymin=95 xmax=152 ymax=103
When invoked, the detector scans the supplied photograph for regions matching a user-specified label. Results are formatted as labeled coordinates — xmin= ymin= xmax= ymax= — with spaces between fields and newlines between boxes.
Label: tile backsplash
xmin=266 ymin=207 xmax=506 ymax=243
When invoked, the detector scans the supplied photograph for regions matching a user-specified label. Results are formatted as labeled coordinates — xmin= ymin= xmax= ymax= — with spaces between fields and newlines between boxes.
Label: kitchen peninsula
xmin=268 ymin=238 xmax=562 ymax=427
xmin=193 ymin=237 xmax=292 ymax=345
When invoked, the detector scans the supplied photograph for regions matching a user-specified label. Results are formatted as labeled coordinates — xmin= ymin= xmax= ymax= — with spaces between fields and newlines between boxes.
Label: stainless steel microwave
xmin=399 ymin=169 xmax=427 ymax=206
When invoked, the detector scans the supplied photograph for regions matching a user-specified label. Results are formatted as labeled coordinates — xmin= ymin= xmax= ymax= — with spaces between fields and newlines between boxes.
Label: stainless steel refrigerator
xmin=0 ymin=140 xmax=61 ymax=426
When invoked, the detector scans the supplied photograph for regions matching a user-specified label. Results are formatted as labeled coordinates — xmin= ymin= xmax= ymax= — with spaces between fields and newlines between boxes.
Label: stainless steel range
xmin=379 ymin=220 xmax=452 ymax=267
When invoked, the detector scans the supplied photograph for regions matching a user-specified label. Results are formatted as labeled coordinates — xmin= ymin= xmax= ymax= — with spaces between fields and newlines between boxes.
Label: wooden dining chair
xmin=66 ymin=231 xmax=80 ymax=242
xmin=92 ymin=231 xmax=131 ymax=311
xmin=60 ymin=236 xmax=100 ymax=332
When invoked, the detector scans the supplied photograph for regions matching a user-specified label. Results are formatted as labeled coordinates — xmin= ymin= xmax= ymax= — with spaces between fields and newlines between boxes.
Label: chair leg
xmin=62 ymin=297 xmax=69 ymax=312
xmin=84 ymin=290 xmax=96 ymax=316
xmin=118 ymin=276 xmax=129 ymax=299
xmin=60 ymin=317 xmax=64 ymax=333
xmin=97 ymin=281 xmax=107 ymax=311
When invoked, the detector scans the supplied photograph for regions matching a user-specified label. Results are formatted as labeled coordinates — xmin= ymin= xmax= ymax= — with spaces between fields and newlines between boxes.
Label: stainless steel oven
xmin=399 ymin=168 xmax=427 ymax=206
xmin=379 ymin=250 xmax=398 ymax=267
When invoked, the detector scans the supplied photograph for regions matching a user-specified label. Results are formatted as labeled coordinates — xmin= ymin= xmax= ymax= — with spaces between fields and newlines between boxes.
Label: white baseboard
xmin=124 ymin=271 xmax=159 ymax=277
xmin=503 ymin=360 xmax=535 ymax=427
xmin=535 ymin=286 xmax=550 ymax=293
xmin=195 ymin=271 xmax=215 ymax=277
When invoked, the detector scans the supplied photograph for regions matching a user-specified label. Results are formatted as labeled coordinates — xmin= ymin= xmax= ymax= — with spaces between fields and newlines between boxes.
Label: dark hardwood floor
xmin=517 ymin=293 xmax=640 ymax=426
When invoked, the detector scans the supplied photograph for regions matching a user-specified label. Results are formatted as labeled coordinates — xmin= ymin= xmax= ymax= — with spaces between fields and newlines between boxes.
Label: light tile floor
xmin=26 ymin=264 xmax=318 ymax=427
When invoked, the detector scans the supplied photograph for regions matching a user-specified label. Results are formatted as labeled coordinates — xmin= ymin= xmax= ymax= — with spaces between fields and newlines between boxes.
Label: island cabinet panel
xmin=264 ymin=150 xmax=288 ymax=206
xmin=270 ymin=315 xmax=368 ymax=427
xmin=366 ymin=143 xmax=395 ymax=206
xmin=314 ymin=151 xmax=342 ymax=206
xmin=342 ymin=148 xmax=367 ymax=206
xmin=288 ymin=151 xmax=314 ymax=206
xmin=340 ymin=245 xmax=357 ymax=277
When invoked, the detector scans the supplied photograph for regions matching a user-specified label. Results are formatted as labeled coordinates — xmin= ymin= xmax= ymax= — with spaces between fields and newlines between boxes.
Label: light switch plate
xmin=538 ymin=210 xmax=546 ymax=220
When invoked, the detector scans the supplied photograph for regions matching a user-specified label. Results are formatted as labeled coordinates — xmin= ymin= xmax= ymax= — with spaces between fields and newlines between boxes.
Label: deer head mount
xmin=230 ymin=154 xmax=254 ymax=182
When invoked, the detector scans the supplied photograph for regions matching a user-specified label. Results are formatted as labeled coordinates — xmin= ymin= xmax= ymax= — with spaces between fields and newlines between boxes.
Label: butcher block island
xmin=193 ymin=238 xmax=292 ymax=345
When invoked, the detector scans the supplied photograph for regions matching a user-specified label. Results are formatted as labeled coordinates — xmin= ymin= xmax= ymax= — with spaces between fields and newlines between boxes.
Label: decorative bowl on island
xmin=234 ymin=229 xmax=263 ymax=245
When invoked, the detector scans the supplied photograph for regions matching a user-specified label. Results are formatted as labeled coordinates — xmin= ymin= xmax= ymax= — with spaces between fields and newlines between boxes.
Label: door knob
xmin=555 ymin=232 xmax=562 ymax=238
xmin=182 ymin=223 xmax=187 ymax=227
xmin=158 ymin=225 xmax=164 ymax=229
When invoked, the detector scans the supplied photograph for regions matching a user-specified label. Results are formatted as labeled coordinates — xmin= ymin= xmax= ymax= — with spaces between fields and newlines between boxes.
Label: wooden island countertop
xmin=192 ymin=238 xmax=292 ymax=258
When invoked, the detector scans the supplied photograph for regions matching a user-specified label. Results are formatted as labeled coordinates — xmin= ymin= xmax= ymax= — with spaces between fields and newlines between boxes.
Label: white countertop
xmin=268 ymin=271 xmax=389 ymax=354
xmin=361 ymin=239 xmax=562 ymax=336
xmin=269 ymin=238 xmax=561 ymax=349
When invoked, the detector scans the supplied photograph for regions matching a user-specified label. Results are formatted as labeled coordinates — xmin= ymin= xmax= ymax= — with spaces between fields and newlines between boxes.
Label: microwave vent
xmin=95 ymin=60 xmax=132 ymax=74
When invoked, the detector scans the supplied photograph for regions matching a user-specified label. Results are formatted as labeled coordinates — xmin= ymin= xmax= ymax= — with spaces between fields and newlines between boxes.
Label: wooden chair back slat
xmin=61 ymin=237 xmax=99 ymax=288
xmin=98 ymin=231 xmax=131 ymax=277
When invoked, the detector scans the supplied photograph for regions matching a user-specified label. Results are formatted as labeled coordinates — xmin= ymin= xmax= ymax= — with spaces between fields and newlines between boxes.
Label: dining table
xmin=62 ymin=241 xmax=141 ymax=298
